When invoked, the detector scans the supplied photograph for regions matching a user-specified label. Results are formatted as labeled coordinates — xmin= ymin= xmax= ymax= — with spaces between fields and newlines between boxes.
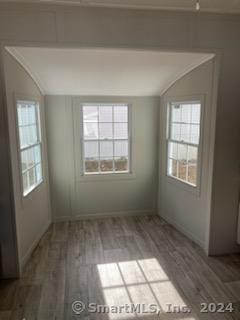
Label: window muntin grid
xmin=167 ymin=102 xmax=201 ymax=187
xmin=81 ymin=104 xmax=130 ymax=174
xmin=16 ymin=101 xmax=43 ymax=196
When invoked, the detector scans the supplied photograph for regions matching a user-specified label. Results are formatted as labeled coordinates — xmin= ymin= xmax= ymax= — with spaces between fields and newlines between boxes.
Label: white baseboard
xmin=20 ymin=219 xmax=51 ymax=271
xmin=54 ymin=209 xmax=156 ymax=222
xmin=158 ymin=211 xmax=206 ymax=251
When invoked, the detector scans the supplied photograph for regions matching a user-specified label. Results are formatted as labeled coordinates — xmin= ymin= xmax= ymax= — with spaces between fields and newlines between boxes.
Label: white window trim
xmin=14 ymin=94 xmax=44 ymax=198
xmin=164 ymin=95 xmax=205 ymax=195
xmin=80 ymin=103 xmax=132 ymax=176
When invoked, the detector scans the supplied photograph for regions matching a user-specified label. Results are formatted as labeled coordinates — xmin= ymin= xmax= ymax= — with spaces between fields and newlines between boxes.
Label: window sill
xmin=165 ymin=174 xmax=201 ymax=197
xmin=77 ymin=172 xmax=136 ymax=182
xmin=23 ymin=179 xmax=44 ymax=198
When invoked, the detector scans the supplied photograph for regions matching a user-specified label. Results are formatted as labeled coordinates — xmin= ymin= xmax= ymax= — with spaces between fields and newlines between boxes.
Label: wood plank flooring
xmin=0 ymin=215 xmax=240 ymax=320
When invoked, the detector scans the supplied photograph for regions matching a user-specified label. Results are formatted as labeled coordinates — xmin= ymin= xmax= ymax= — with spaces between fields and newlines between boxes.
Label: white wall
xmin=158 ymin=60 xmax=215 ymax=250
xmin=0 ymin=52 xmax=19 ymax=278
xmin=45 ymin=95 xmax=159 ymax=220
xmin=3 ymin=51 xmax=51 ymax=271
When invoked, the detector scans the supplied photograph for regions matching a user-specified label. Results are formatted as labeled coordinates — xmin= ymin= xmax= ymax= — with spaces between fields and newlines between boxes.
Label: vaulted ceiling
xmin=1 ymin=0 xmax=240 ymax=14
xmin=6 ymin=47 xmax=214 ymax=96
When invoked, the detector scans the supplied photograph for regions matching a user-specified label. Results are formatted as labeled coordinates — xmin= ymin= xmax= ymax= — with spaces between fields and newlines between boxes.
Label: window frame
xmin=80 ymin=103 xmax=132 ymax=176
xmin=15 ymin=97 xmax=44 ymax=197
xmin=165 ymin=96 xmax=204 ymax=192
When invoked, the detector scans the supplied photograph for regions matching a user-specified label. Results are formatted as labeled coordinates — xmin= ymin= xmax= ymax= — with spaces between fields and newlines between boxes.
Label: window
xmin=16 ymin=100 xmax=43 ymax=196
xmin=167 ymin=101 xmax=201 ymax=187
xmin=81 ymin=104 xmax=130 ymax=174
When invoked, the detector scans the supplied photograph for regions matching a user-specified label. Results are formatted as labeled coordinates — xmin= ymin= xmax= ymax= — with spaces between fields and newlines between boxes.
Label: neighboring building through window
xmin=81 ymin=104 xmax=130 ymax=174
xmin=16 ymin=100 xmax=43 ymax=196
xmin=167 ymin=101 xmax=201 ymax=187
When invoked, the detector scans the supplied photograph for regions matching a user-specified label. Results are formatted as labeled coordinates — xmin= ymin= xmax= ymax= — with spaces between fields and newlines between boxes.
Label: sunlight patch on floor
xmin=97 ymin=258 xmax=197 ymax=320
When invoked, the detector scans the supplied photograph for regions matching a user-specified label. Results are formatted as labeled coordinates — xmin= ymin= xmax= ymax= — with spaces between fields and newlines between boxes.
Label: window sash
xmin=167 ymin=101 xmax=201 ymax=187
xmin=167 ymin=141 xmax=198 ymax=186
xmin=81 ymin=104 xmax=130 ymax=174
xmin=18 ymin=102 xmax=41 ymax=149
xmin=167 ymin=138 xmax=198 ymax=148
xmin=16 ymin=100 xmax=43 ymax=196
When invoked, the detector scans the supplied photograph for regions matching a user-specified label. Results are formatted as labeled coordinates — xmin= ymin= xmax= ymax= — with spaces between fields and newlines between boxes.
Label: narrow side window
xmin=16 ymin=100 xmax=43 ymax=196
xmin=167 ymin=101 xmax=201 ymax=187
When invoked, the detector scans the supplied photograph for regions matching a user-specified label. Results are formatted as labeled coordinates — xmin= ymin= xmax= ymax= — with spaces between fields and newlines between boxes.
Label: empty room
xmin=0 ymin=1 xmax=240 ymax=320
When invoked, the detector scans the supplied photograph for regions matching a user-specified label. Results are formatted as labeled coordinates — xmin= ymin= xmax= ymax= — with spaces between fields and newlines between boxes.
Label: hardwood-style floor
xmin=0 ymin=215 xmax=240 ymax=320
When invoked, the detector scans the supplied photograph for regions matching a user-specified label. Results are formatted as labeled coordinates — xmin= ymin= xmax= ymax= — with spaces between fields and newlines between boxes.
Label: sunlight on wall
xmin=97 ymin=258 xmax=197 ymax=320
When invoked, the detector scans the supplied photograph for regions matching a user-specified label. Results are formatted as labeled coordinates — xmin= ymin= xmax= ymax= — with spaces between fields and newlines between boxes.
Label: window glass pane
xmin=187 ymin=145 xmax=198 ymax=185
xmin=181 ymin=104 xmax=191 ymax=123
xmin=35 ymin=163 xmax=42 ymax=184
xmin=178 ymin=144 xmax=187 ymax=181
xmin=190 ymin=124 xmax=200 ymax=144
xmin=99 ymin=106 xmax=112 ymax=122
xmin=114 ymin=106 xmax=128 ymax=122
xmin=171 ymin=105 xmax=181 ymax=122
xmin=85 ymin=160 xmax=99 ymax=173
xmin=34 ymin=145 xmax=41 ymax=164
xmin=83 ymin=106 xmax=98 ymax=122
xmin=18 ymin=104 xmax=27 ymax=126
xmin=191 ymin=104 xmax=201 ymax=124
xmin=27 ymin=104 xmax=37 ymax=124
xmin=100 ymin=141 xmax=113 ymax=158
xmin=28 ymin=125 xmax=38 ymax=145
xmin=19 ymin=126 xmax=28 ymax=148
xmin=168 ymin=142 xmax=178 ymax=159
xmin=99 ymin=123 xmax=113 ymax=139
xmin=178 ymin=144 xmax=187 ymax=161
xmin=178 ymin=161 xmax=187 ymax=181
xmin=17 ymin=102 xmax=40 ymax=149
xmin=17 ymin=103 xmax=37 ymax=126
xmin=28 ymin=167 xmax=36 ymax=188
xmin=84 ymin=141 xmax=99 ymax=158
xmin=100 ymin=158 xmax=113 ymax=172
xmin=114 ymin=123 xmax=128 ymax=139
xmin=114 ymin=158 xmax=128 ymax=172
xmin=171 ymin=123 xmax=181 ymax=141
xmin=114 ymin=141 xmax=128 ymax=157
xmin=168 ymin=159 xmax=178 ymax=177
xmin=180 ymin=124 xmax=191 ymax=143
xmin=21 ymin=147 xmax=35 ymax=171
xmin=21 ymin=150 xmax=28 ymax=172
xmin=188 ymin=165 xmax=197 ymax=185
xmin=27 ymin=147 xmax=35 ymax=168
xmin=188 ymin=146 xmax=198 ymax=164
xmin=84 ymin=122 xmax=98 ymax=140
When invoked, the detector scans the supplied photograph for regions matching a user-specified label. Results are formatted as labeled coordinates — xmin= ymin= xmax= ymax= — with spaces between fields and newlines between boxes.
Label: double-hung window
xmin=16 ymin=100 xmax=43 ymax=196
xmin=167 ymin=101 xmax=201 ymax=187
xmin=81 ymin=104 xmax=130 ymax=174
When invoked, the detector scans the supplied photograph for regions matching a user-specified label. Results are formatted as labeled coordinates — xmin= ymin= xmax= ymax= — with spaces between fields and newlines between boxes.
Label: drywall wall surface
xmin=0 ymin=51 xmax=19 ymax=278
xmin=158 ymin=60 xmax=214 ymax=250
xmin=3 ymin=51 xmax=51 ymax=270
xmin=45 ymin=95 xmax=159 ymax=219
xmin=0 ymin=3 xmax=239 ymax=253
xmin=209 ymin=50 xmax=240 ymax=255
